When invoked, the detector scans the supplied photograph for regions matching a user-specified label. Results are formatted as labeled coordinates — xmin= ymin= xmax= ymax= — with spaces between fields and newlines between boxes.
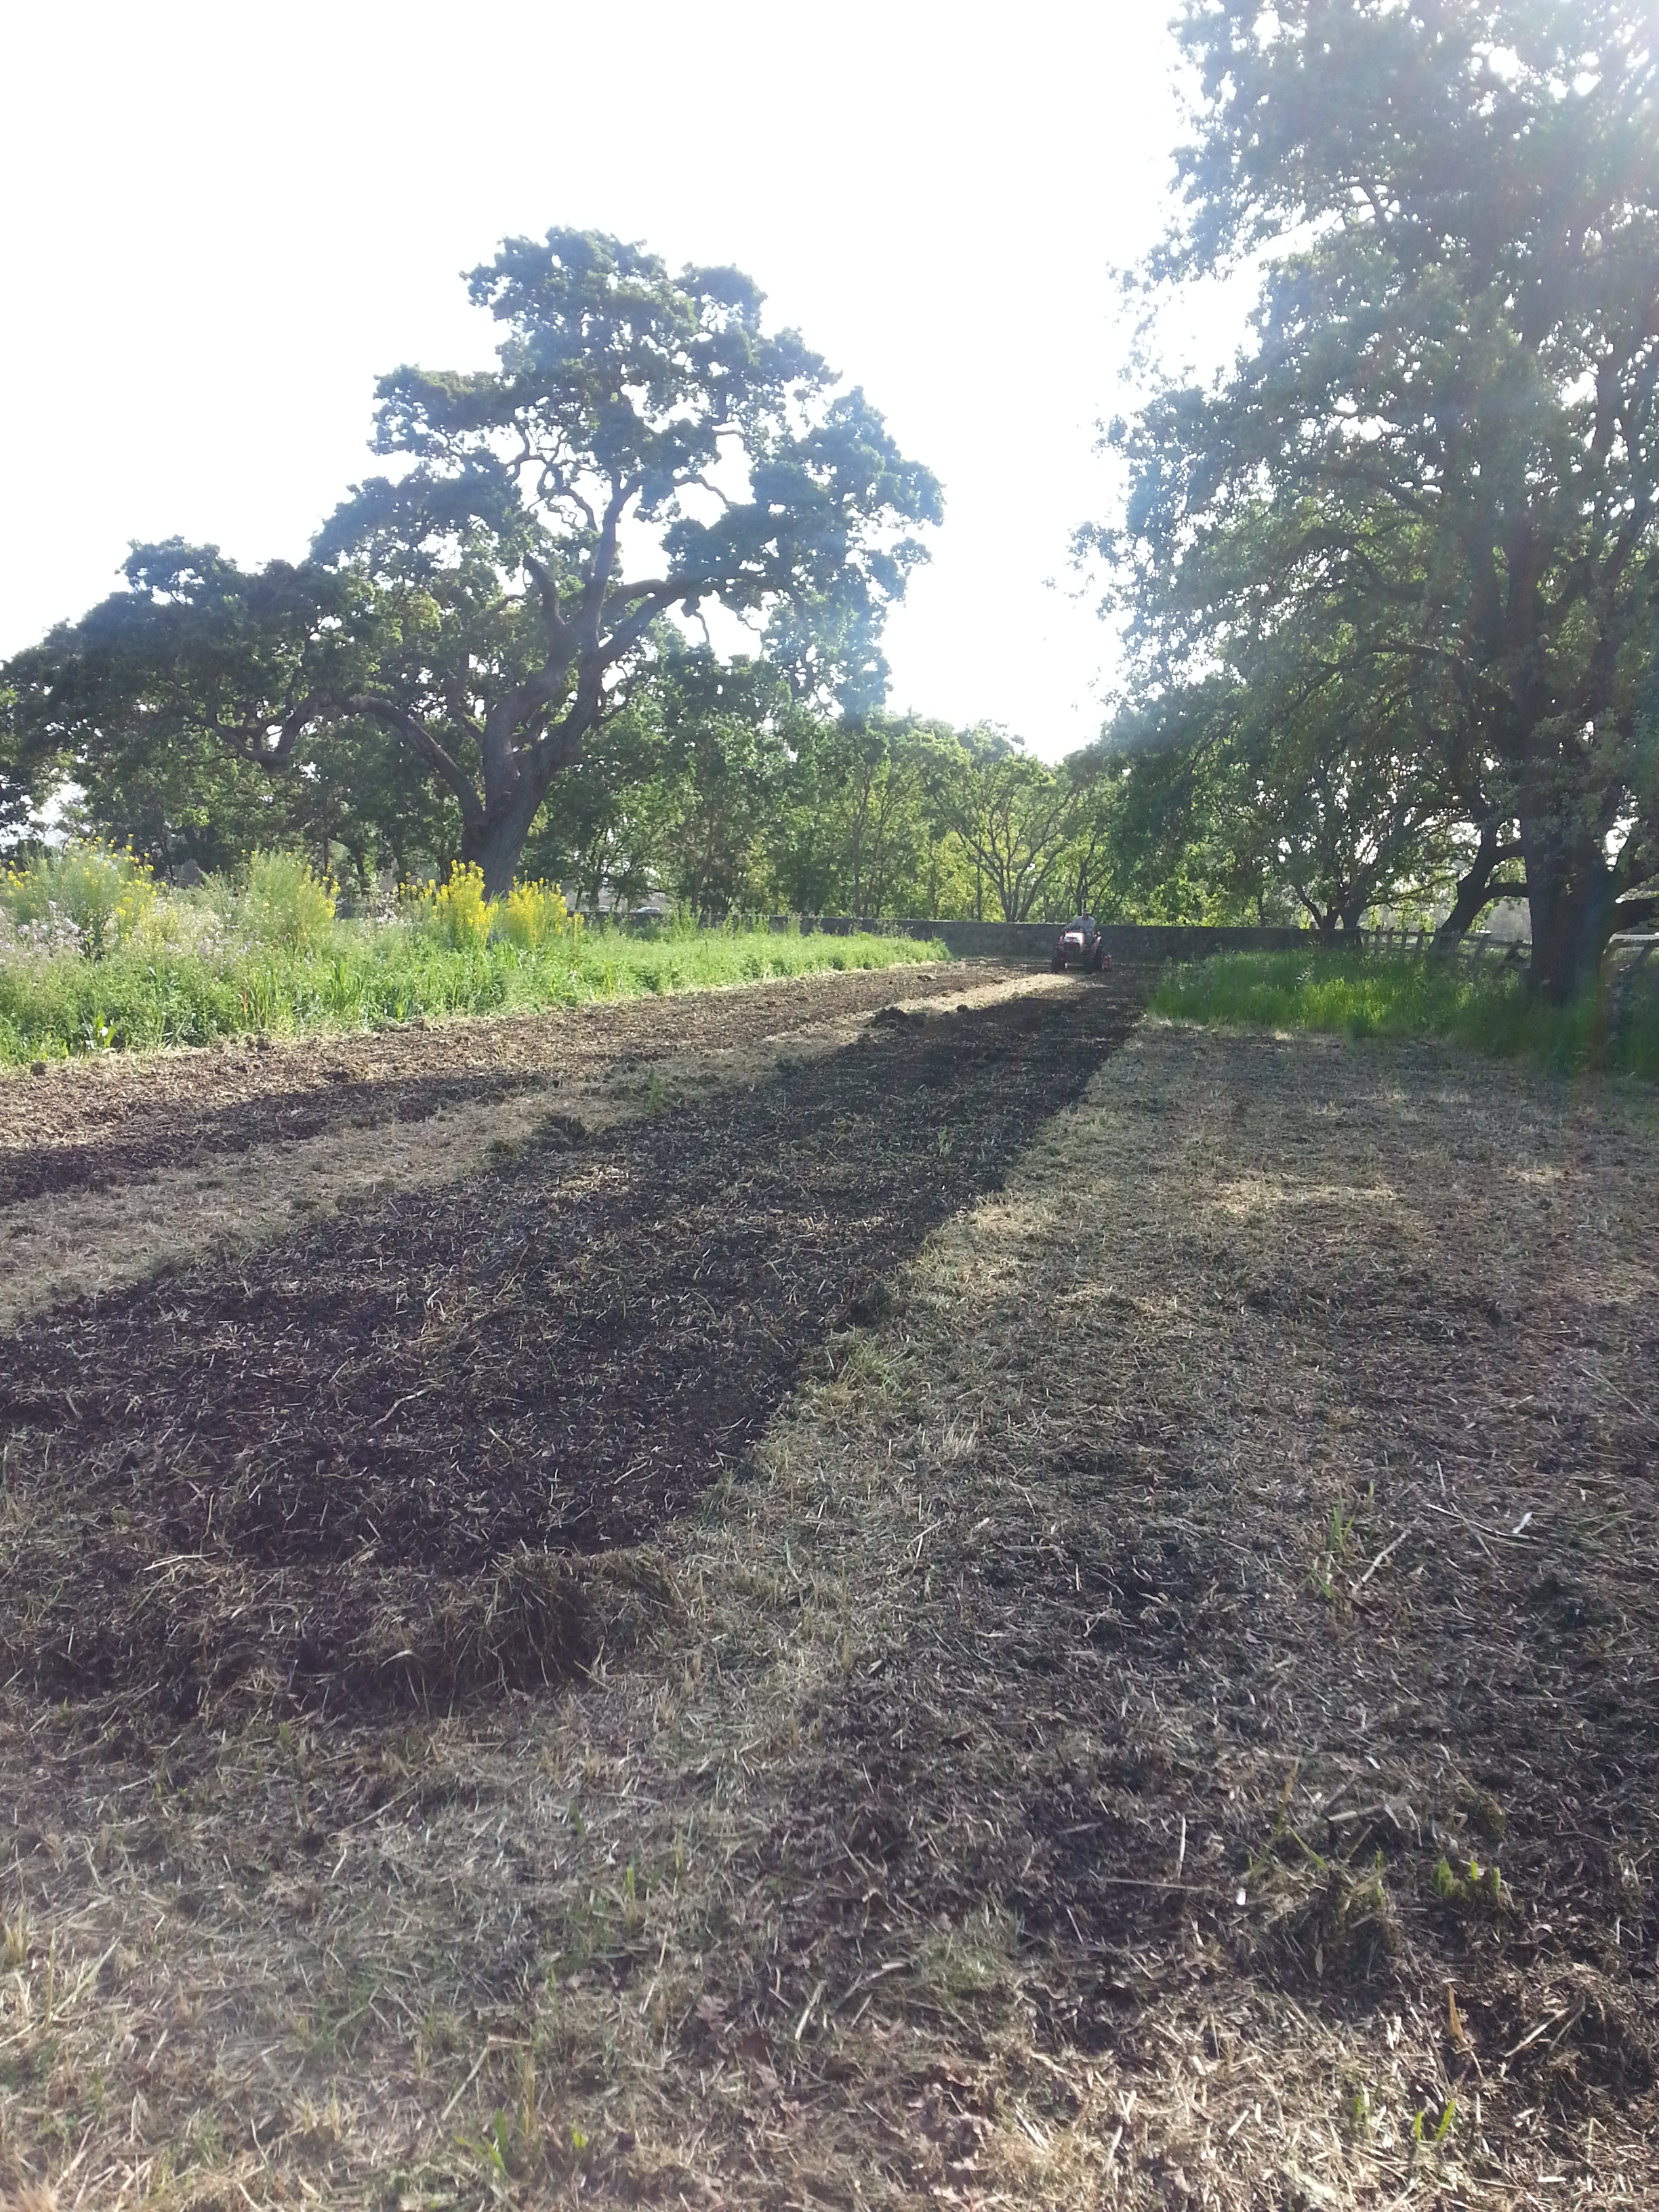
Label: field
xmin=1 ymin=964 xmax=1655 ymax=2209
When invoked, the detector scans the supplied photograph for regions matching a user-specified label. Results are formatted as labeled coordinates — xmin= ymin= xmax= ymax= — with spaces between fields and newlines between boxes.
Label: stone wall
xmin=771 ymin=917 xmax=1313 ymax=962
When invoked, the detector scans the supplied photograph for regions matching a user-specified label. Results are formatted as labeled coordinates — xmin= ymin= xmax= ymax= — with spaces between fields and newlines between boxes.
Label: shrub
xmin=407 ymin=863 xmax=495 ymax=950
xmin=495 ymin=877 xmax=581 ymax=953
xmin=2 ymin=840 xmax=156 ymax=958
xmin=239 ymin=851 xmax=337 ymax=954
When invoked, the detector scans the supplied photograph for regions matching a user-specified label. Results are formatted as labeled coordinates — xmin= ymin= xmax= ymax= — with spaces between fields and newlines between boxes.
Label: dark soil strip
xmin=0 ymin=979 xmax=1144 ymax=1713
xmin=0 ymin=961 xmax=986 ymax=1208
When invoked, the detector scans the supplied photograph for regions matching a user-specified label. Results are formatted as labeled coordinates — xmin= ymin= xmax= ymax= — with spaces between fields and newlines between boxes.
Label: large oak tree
xmin=9 ymin=230 xmax=941 ymax=897
xmin=1099 ymin=0 xmax=1659 ymax=996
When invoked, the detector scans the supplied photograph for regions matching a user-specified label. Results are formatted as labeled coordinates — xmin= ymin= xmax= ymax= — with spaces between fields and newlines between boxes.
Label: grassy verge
xmin=1152 ymin=945 xmax=1659 ymax=1080
xmin=0 ymin=924 xmax=948 ymax=1065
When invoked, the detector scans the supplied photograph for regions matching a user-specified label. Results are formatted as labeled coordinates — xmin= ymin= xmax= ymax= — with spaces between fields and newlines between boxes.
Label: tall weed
xmin=406 ymin=863 xmax=494 ymax=950
xmin=0 ymin=902 xmax=945 ymax=1065
xmin=237 ymin=851 xmax=337 ymax=953
xmin=1 ymin=840 xmax=157 ymax=958
xmin=496 ymin=877 xmax=581 ymax=953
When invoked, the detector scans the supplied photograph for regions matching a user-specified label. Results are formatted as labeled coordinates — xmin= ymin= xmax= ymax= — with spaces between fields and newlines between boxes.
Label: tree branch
xmin=522 ymin=554 xmax=575 ymax=663
xmin=343 ymin=693 xmax=485 ymax=830
xmin=222 ymin=690 xmax=329 ymax=770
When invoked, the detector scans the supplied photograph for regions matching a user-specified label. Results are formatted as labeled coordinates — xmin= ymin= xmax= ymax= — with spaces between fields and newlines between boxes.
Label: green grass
xmin=1151 ymin=947 xmax=1659 ymax=1082
xmin=0 ymin=924 xmax=949 ymax=1066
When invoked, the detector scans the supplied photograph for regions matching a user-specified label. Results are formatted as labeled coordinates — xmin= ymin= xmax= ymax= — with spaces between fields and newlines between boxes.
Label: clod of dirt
xmin=1471 ymin=1962 xmax=1656 ymax=2104
xmin=839 ymin=1273 xmax=895 ymax=1327
xmin=1248 ymin=1845 xmax=1404 ymax=1990
xmin=1 ymin=1539 xmax=681 ymax=1718
xmin=351 ymin=1545 xmax=682 ymax=1705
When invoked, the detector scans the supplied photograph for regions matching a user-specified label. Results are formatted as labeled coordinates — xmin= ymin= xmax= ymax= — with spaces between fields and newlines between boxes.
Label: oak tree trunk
xmin=1522 ymin=827 xmax=1621 ymax=1004
xmin=463 ymin=790 xmax=550 ymax=903
xmin=1434 ymin=824 xmax=1521 ymax=951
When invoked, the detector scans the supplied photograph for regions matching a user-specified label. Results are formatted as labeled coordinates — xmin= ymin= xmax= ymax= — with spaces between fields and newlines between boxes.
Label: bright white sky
xmin=0 ymin=1 xmax=1246 ymax=761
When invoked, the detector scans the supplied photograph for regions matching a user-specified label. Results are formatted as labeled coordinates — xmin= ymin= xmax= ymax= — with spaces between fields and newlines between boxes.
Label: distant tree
xmin=1054 ymin=790 xmax=1113 ymax=922
xmin=766 ymin=712 xmax=947 ymax=918
xmin=1155 ymin=652 xmax=1457 ymax=939
xmin=520 ymin=692 xmax=670 ymax=916
xmin=0 ymin=683 xmax=33 ymax=836
xmin=764 ymin=712 xmax=855 ymax=916
xmin=1079 ymin=700 xmax=1289 ymax=925
xmin=650 ymin=650 xmax=796 ymax=922
xmin=3 ymin=548 xmax=459 ymax=888
xmin=931 ymin=731 xmax=1080 ymax=922
xmin=7 ymin=229 xmax=941 ymax=899
xmin=1099 ymin=0 xmax=1659 ymax=996
xmin=911 ymin=809 xmax=981 ymax=922
xmin=0 ymin=687 xmax=35 ymax=852
xmin=834 ymin=720 xmax=918 ymax=919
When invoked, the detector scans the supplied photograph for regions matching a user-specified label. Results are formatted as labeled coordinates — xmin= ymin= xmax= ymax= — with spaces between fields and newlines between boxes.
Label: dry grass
xmin=1 ymin=1012 xmax=1654 ymax=2207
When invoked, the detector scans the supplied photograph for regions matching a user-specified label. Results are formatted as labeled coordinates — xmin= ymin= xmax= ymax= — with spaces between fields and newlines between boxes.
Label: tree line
xmin=4 ymin=0 xmax=1656 ymax=992
xmin=1090 ymin=0 xmax=1659 ymax=1000
xmin=0 ymin=229 xmax=1125 ymax=929
xmin=0 ymin=600 xmax=1154 ymax=926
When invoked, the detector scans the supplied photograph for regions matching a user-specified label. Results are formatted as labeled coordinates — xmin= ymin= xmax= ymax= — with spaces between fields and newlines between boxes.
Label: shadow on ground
xmin=1 ymin=979 xmax=1145 ymax=1715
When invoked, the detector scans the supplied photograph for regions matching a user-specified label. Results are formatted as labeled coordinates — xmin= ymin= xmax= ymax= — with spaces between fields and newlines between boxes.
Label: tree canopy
xmin=9 ymin=230 xmax=942 ymax=897
xmin=1095 ymin=0 xmax=1659 ymax=994
xmin=15 ymin=33 xmax=1657 ymax=986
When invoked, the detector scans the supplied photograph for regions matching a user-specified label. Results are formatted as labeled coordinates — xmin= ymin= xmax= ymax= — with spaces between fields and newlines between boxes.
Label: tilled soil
xmin=0 ymin=964 xmax=1052 ymax=1328
xmin=712 ymin=1023 xmax=1659 ymax=2204
xmin=0 ymin=975 xmax=1144 ymax=1718
xmin=0 ymin=960 xmax=985 ymax=1207
xmin=0 ymin=1012 xmax=1654 ymax=2210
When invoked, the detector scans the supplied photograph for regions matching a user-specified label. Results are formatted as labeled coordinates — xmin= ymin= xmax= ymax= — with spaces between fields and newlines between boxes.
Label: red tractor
xmin=1052 ymin=915 xmax=1111 ymax=972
